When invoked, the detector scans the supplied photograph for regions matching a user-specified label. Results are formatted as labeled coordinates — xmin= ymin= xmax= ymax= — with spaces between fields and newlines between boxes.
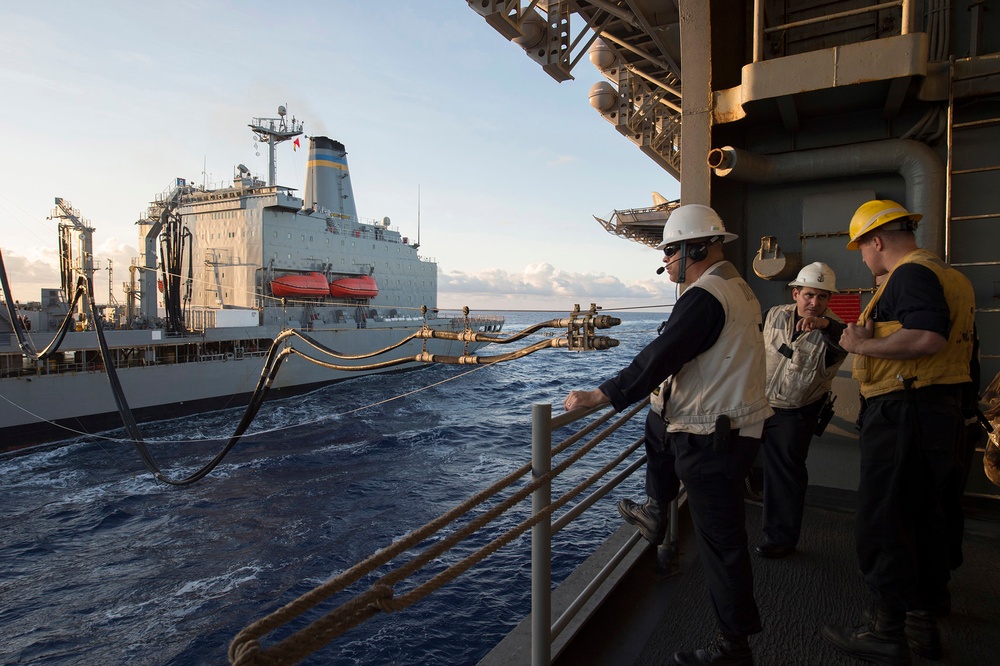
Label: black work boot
xmin=861 ymin=606 xmax=942 ymax=659
xmin=672 ymin=632 xmax=753 ymax=666
xmin=822 ymin=604 xmax=911 ymax=665
xmin=617 ymin=496 xmax=665 ymax=544
xmin=904 ymin=610 xmax=942 ymax=660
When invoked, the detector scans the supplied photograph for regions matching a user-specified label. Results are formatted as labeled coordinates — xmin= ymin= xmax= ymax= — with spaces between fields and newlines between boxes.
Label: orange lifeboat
xmin=270 ymin=272 xmax=330 ymax=298
xmin=329 ymin=275 xmax=379 ymax=299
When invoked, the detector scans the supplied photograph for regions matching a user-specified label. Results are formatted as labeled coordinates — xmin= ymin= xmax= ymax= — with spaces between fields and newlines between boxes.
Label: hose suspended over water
xmin=1 ymin=248 xmax=621 ymax=485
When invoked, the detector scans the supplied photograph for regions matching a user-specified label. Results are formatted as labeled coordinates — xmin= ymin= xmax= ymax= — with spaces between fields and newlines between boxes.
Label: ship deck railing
xmin=502 ymin=399 xmax=678 ymax=665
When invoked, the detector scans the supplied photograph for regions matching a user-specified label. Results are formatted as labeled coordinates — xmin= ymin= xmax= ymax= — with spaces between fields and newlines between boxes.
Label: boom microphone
xmin=656 ymin=253 xmax=685 ymax=275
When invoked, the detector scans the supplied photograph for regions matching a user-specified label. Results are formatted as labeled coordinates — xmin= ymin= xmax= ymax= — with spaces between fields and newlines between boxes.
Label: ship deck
xmin=485 ymin=490 xmax=1000 ymax=665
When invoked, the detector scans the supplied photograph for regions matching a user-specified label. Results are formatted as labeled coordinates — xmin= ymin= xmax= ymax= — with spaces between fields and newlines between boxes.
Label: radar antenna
xmin=248 ymin=104 xmax=304 ymax=186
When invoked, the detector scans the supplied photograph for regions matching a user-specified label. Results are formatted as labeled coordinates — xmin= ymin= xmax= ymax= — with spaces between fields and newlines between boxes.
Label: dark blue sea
xmin=1 ymin=310 xmax=665 ymax=665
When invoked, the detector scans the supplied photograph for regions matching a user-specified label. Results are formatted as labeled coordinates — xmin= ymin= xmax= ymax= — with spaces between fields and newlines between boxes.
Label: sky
xmin=0 ymin=1 xmax=680 ymax=313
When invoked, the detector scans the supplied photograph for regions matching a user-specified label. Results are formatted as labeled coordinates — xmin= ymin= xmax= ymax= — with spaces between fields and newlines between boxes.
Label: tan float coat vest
xmin=764 ymin=304 xmax=844 ymax=409
xmin=650 ymin=261 xmax=773 ymax=434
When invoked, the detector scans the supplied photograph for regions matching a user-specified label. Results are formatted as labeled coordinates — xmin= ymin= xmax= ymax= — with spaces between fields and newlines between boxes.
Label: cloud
xmin=0 ymin=250 xmax=60 ymax=303
xmin=0 ymin=238 xmax=140 ymax=306
xmin=439 ymin=262 xmax=676 ymax=310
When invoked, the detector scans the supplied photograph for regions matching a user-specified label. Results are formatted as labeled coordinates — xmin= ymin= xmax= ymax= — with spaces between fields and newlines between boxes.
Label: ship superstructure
xmin=465 ymin=2 xmax=1000 ymax=662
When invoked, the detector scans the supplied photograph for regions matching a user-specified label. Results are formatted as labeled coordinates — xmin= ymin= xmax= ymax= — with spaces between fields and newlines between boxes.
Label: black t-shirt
xmin=600 ymin=286 xmax=724 ymax=411
xmin=871 ymin=263 xmax=951 ymax=336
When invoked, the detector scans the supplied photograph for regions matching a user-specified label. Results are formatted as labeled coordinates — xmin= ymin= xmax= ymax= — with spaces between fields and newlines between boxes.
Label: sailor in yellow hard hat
xmin=822 ymin=200 xmax=976 ymax=664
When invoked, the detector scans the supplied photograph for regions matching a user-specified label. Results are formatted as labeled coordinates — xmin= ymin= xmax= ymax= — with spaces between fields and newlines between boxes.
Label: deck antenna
xmin=249 ymin=104 xmax=304 ymax=186
xmin=413 ymin=185 xmax=421 ymax=251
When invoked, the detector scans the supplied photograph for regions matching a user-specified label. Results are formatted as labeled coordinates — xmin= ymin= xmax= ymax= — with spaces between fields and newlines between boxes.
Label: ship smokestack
xmin=303 ymin=136 xmax=358 ymax=220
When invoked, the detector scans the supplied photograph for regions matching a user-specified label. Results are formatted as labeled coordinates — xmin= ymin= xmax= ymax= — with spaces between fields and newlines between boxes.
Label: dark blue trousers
xmin=856 ymin=386 xmax=962 ymax=612
xmin=643 ymin=410 xmax=763 ymax=636
xmin=760 ymin=400 xmax=823 ymax=548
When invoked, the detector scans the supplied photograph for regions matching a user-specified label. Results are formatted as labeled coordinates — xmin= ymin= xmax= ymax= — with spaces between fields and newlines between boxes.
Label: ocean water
xmin=0 ymin=310 xmax=665 ymax=665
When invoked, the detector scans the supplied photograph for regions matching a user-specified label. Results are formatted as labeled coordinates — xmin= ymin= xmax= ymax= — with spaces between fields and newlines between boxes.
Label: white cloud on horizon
xmin=438 ymin=262 xmax=676 ymax=311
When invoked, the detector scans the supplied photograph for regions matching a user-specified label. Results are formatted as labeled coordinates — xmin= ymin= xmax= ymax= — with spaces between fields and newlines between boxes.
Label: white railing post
xmin=531 ymin=402 xmax=552 ymax=665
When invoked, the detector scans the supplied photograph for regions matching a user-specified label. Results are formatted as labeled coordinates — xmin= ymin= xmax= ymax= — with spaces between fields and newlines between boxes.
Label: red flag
xmin=293 ymin=137 xmax=301 ymax=151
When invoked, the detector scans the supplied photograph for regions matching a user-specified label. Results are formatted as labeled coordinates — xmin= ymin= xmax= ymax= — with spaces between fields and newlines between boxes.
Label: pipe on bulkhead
xmin=707 ymin=139 xmax=944 ymax=255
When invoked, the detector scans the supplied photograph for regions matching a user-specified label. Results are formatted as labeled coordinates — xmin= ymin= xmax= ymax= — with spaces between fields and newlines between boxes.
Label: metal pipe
xmin=753 ymin=0 xmax=765 ymax=63
xmin=708 ymin=139 xmax=945 ymax=254
xmin=531 ymin=403 xmax=552 ymax=666
xmin=902 ymin=0 xmax=916 ymax=35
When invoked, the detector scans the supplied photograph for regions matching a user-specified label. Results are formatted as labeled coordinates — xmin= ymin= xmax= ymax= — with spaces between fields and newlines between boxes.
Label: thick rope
xmin=228 ymin=399 xmax=648 ymax=665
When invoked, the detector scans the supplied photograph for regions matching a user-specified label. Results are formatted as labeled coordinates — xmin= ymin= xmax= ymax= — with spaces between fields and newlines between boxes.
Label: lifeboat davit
xmin=270 ymin=272 xmax=330 ymax=298
xmin=329 ymin=275 xmax=379 ymax=299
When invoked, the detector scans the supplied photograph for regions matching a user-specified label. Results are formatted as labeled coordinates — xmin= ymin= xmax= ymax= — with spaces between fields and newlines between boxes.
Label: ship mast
xmin=249 ymin=105 xmax=304 ymax=186
xmin=49 ymin=197 xmax=95 ymax=321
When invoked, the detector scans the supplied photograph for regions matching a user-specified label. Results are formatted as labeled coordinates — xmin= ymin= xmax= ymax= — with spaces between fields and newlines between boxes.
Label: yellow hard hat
xmin=846 ymin=199 xmax=922 ymax=250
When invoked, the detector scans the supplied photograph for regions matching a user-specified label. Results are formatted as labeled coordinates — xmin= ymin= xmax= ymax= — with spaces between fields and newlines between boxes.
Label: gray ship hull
xmin=0 ymin=318 xmax=488 ymax=451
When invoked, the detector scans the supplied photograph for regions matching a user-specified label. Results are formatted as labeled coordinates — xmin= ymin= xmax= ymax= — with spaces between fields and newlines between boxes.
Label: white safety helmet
xmin=656 ymin=204 xmax=739 ymax=250
xmin=788 ymin=262 xmax=838 ymax=293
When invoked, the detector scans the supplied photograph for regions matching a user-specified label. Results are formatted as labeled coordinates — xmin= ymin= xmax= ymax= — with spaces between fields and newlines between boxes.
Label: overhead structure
xmin=468 ymin=1 xmax=683 ymax=236
xmin=470 ymin=1 xmax=682 ymax=179
xmin=594 ymin=191 xmax=679 ymax=247
xmin=471 ymin=0 xmax=1000 ymax=398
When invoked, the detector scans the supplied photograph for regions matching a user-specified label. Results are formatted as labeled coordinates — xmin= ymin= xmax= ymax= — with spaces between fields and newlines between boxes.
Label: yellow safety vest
xmin=853 ymin=249 xmax=975 ymax=398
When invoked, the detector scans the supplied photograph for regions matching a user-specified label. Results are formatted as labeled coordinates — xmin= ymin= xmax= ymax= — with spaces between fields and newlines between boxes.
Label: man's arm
xmin=840 ymin=320 xmax=946 ymax=358
xmin=563 ymin=287 xmax=725 ymax=412
xmin=841 ymin=263 xmax=950 ymax=360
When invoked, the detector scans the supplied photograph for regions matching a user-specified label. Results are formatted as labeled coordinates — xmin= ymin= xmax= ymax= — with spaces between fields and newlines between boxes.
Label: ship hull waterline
xmin=0 ymin=321 xmax=484 ymax=452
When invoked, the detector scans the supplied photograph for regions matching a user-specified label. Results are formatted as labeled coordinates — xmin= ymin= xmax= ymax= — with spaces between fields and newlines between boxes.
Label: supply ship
xmin=0 ymin=107 xmax=501 ymax=450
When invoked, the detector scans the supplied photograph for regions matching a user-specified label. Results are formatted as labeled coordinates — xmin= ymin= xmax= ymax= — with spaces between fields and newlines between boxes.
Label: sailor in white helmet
xmin=564 ymin=204 xmax=772 ymax=666
xmin=755 ymin=262 xmax=847 ymax=560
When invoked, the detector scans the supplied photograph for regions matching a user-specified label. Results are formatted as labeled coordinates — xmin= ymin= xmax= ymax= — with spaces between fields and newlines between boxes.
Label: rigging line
xmin=600 ymin=302 xmax=675 ymax=311
xmin=230 ymin=401 xmax=646 ymax=664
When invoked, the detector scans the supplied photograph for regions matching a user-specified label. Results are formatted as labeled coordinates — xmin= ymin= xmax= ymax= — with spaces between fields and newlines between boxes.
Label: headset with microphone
xmin=655 ymin=240 xmax=711 ymax=281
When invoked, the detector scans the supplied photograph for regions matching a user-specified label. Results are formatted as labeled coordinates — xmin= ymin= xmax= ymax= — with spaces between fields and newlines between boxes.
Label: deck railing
xmin=752 ymin=0 xmax=917 ymax=63
xmin=528 ymin=399 xmax=680 ymax=665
